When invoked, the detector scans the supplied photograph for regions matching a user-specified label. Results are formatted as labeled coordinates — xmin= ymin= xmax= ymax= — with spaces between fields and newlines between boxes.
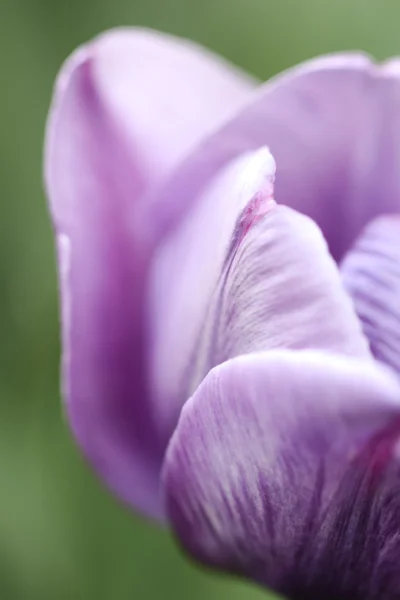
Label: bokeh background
xmin=0 ymin=0 xmax=399 ymax=598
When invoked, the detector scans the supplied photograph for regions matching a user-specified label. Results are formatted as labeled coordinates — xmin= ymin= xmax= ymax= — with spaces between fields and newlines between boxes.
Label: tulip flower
xmin=45 ymin=28 xmax=400 ymax=600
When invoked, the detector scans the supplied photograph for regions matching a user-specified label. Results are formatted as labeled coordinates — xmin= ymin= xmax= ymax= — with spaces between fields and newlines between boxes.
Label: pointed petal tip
xmin=242 ymin=145 xmax=276 ymax=180
xmin=380 ymin=58 xmax=400 ymax=78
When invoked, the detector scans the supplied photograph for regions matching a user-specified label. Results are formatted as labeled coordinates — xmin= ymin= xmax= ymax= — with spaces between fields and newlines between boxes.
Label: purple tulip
xmin=45 ymin=28 xmax=400 ymax=599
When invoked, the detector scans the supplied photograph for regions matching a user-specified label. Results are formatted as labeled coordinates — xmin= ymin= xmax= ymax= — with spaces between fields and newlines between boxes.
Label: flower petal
xmin=46 ymin=59 xmax=164 ymax=518
xmin=44 ymin=29 xmax=256 ymax=519
xmin=341 ymin=216 xmax=400 ymax=375
xmin=162 ymin=351 xmax=400 ymax=597
xmin=148 ymin=147 xmax=275 ymax=428
xmin=186 ymin=202 xmax=370 ymax=393
xmin=47 ymin=27 xmax=256 ymax=220
xmin=146 ymin=53 xmax=400 ymax=261
xmin=149 ymin=146 xmax=371 ymax=423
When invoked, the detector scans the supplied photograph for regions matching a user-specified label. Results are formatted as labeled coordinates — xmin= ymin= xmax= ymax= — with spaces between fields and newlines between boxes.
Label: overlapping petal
xmin=163 ymin=351 xmax=400 ymax=597
xmin=148 ymin=147 xmax=275 ymax=425
xmin=218 ymin=203 xmax=362 ymax=359
xmin=146 ymin=54 xmax=400 ymax=261
xmin=183 ymin=200 xmax=370 ymax=395
xmin=341 ymin=216 xmax=400 ymax=376
xmin=45 ymin=28 xmax=400 ymax=553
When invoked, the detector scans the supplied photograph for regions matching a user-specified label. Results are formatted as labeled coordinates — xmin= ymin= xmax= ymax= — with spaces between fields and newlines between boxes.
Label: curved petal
xmin=44 ymin=29 xmax=256 ymax=519
xmin=146 ymin=53 xmax=400 ymax=262
xmin=46 ymin=28 xmax=256 ymax=225
xmin=91 ymin=28 xmax=256 ymax=183
xmin=148 ymin=147 xmax=275 ymax=427
xmin=150 ymin=159 xmax=370 ymax=414
xmin=162 ymin=351 xmax=400 ymax=597
xmin=187 ymin=202 xmax=370 ymax=392
xmin=46 ymin=54 xmax=163 ymax=518
xmin=341 ymin=216 xmax=400 ymax=375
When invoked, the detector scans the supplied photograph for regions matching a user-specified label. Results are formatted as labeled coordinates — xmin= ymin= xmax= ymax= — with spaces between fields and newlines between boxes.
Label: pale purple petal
xmin=147 ymin=148 xmax=275 ymax=432
xmin=46 ymin=55 xmax=164 ymax=518
xmin=341 ymin=216 xmax=400 ymax=375
xmin=47 ymin=27 xmax=256 ymax=213
xmin=163 ymin=351 xmax=400 ymax=597
xmin=44 ymin=29 xmax=257 ymax=518
xmin=91 ymin=28 xmax=256 ymax=183
xmin=186 ymin=202 xmax=370 ymax=393
xmin=146 ymin=54 xmax=400 ymax=262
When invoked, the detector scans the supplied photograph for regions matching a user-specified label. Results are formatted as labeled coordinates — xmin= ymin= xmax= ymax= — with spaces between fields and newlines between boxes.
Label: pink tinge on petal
xmin=356 ymin=416 xmax=400 ymax=483
xmin=228 ymin=190 xmax=276 ymax=254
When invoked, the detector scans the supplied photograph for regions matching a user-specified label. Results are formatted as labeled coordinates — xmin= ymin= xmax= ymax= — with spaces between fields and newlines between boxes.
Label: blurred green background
xmin=0 ymin=0 xmax=399 ymax=598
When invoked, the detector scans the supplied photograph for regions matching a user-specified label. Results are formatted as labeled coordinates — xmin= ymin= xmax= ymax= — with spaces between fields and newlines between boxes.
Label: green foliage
xmin=0 ymin=0 xmax=399 ymax=598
